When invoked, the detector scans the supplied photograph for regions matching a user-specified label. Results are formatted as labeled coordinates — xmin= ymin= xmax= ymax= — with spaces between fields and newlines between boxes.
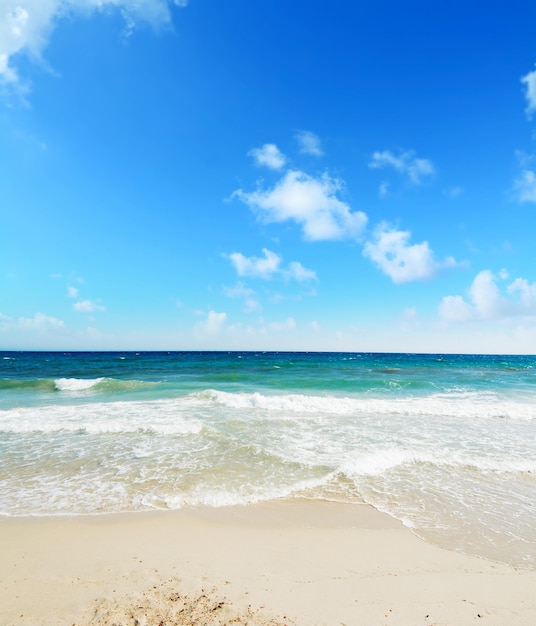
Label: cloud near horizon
xmin=439 ymin=269 xmax=536 ymax=322
xmin=0 ymin=0 xmax=187 ymax=90
xmin=0 ymin=311 xmax=65 ymax=331
xmin=233 ymin=170 xmax=367 ymax=241
xmin=193 ymin=310 xmax=227 ymax=337
xmin=363 ymin=223 xmax=457 ymax=283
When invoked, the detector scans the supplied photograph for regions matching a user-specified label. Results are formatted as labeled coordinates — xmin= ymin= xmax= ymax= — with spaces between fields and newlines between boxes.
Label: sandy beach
xmin=1 ymin=500 xmax=535 ymax=626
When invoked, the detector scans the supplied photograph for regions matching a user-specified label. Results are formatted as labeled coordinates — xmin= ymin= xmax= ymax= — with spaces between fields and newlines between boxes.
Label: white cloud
xmin=0 ymin=311 xmax=65 ymax=330
xmin=20 ymin=312 xmax=65 ymax=329
xmin=284 ymin=261 xmax=317 ymax=282
xmin=0 ymin=2 xmax=55 ymax=87
xmin=248 ymin=143 xmax=286 ymax=170
xmin=233 ymin=170 xmax=367 ymax=241
xmin=468 ymin=269 xmax=504 ymax=318
xmin=205 ymin=310 xmax=227 ymax=334
xmin=67 ymin=286 xmax=79 ymax=298
xmin=363 ymin=223 xmax=456 ymax=283
xmin=507 ymin=277 xmax=536 ymax=308
xmin=438 ymin=270 xmax=536 ymax=322
xmin=295 ymin=130 xmax=323 ymax=156
xmin=521 ymin=65 xmax=536 ymax=118
xmin=513 ymin=169 xmax=536 ymax=203
xmin=0 ymin=0 xmax=186 ymax=90
xmin=438 ymin=295 xmax=474 ymax=322
xmin=193 ymin=310 xmax=227 ymax=336
xmin=73 ymin=299 xmax=105 ymax=313
xmin=226 ymin=248 xmax=281 ymax=279
xmin=225 ymin=248 xmax=317 ymax=282
xmin=369 ymin=149 xmax=435 ymax=185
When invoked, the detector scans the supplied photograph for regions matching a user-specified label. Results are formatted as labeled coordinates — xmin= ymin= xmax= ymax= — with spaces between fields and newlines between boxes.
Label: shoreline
xmin=2 ymin=500 xmax=536 ymax=625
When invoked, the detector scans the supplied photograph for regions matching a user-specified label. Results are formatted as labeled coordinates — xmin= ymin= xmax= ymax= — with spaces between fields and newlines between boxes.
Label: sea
xmin=1 ymin=351 xmax=535 ymax=570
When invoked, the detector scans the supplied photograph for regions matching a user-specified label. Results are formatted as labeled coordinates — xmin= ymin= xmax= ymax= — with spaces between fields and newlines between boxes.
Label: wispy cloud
xmin=363 ymin=223 xmax=457 ymax=283
xmin=73 ymin=299 xmax=106 ymax=313
xmin=284 ymin=261 xmax=317 ymax=282
xmin=65 ymin=280 xmax=105 ymax=312
xmin=512 ymin=152 xmax=536 ymax=203
xmin=443 ymin=186 xmax=464 ymax=199
xmin=513 ymin=168 xmax=536 ymax=203
xmin=225 ymin=248 xmax=317 ymax=283
xmin=521 ymin=65 xmax=536 ymax=118
xmin=248 ymin=143 xmax=286 ymax=170
xmin=295 ymin=130 xmax=323 ymax=156
xmin=223 ymin=282 xmax=261 ymax=313
xmin=268 ymin=317 xmax=296 ymax=332
xmin=233 ymin=170 xmax=367 ymax=241
xmin=0 ymin=0 xmax=187 ymax=93
xmin=369 ymin=149 xmax=435 ymax=186
xmin=439 ymin=269 xmax=536 ymax=322
xmin=0 ymin=311 xmax=65 ymax=330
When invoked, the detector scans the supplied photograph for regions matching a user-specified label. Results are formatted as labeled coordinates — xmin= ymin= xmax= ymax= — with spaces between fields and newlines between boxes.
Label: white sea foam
xmin=340 ymin=449 xmax=423 ymax=477
xmin=338 ymin=448 xmax=536 ymax=478
xmin=146 ymin=473 xmax=337 ymax=510
xmin=0 ymin=399 xmax=203 ymax=435
xmin=54 ymin=377 xmax=104 ymax=391
xmin=206 ymin=389 xmax=536 ymax=421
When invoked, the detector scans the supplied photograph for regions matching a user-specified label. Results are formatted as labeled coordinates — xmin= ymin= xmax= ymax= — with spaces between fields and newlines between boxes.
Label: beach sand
xmin=1 ymin=500 xmax=535 ymax=626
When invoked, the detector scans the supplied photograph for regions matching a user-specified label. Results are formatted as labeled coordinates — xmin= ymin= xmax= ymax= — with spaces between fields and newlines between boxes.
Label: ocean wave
xmin=0 ymin=376 xmax=161 ymax=394
xmin=54 ymin=377 xmax=106 ymax=391
xmin=54 ymin=377 xmax=162 ymax=393
xmin=0 ymin=376 xmax=161 ymax=393
xmin=2 ymin=388 xmax=535 ymax=439
xmin=204 ymin=389 xmax=536 ymax=421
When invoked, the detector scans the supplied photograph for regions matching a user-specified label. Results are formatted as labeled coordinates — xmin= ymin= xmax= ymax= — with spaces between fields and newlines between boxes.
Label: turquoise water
xmin=1 ymin=351 xmax=535 ymax=569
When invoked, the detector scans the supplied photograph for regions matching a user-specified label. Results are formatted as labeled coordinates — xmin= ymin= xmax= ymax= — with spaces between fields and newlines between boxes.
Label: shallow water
xmin=1 ymin=351 xmax=535 ymax=569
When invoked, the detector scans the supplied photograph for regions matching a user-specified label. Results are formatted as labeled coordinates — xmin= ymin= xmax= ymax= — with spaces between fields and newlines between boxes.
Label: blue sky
xmin=2 ymin=0 xmax=536 ymax=352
